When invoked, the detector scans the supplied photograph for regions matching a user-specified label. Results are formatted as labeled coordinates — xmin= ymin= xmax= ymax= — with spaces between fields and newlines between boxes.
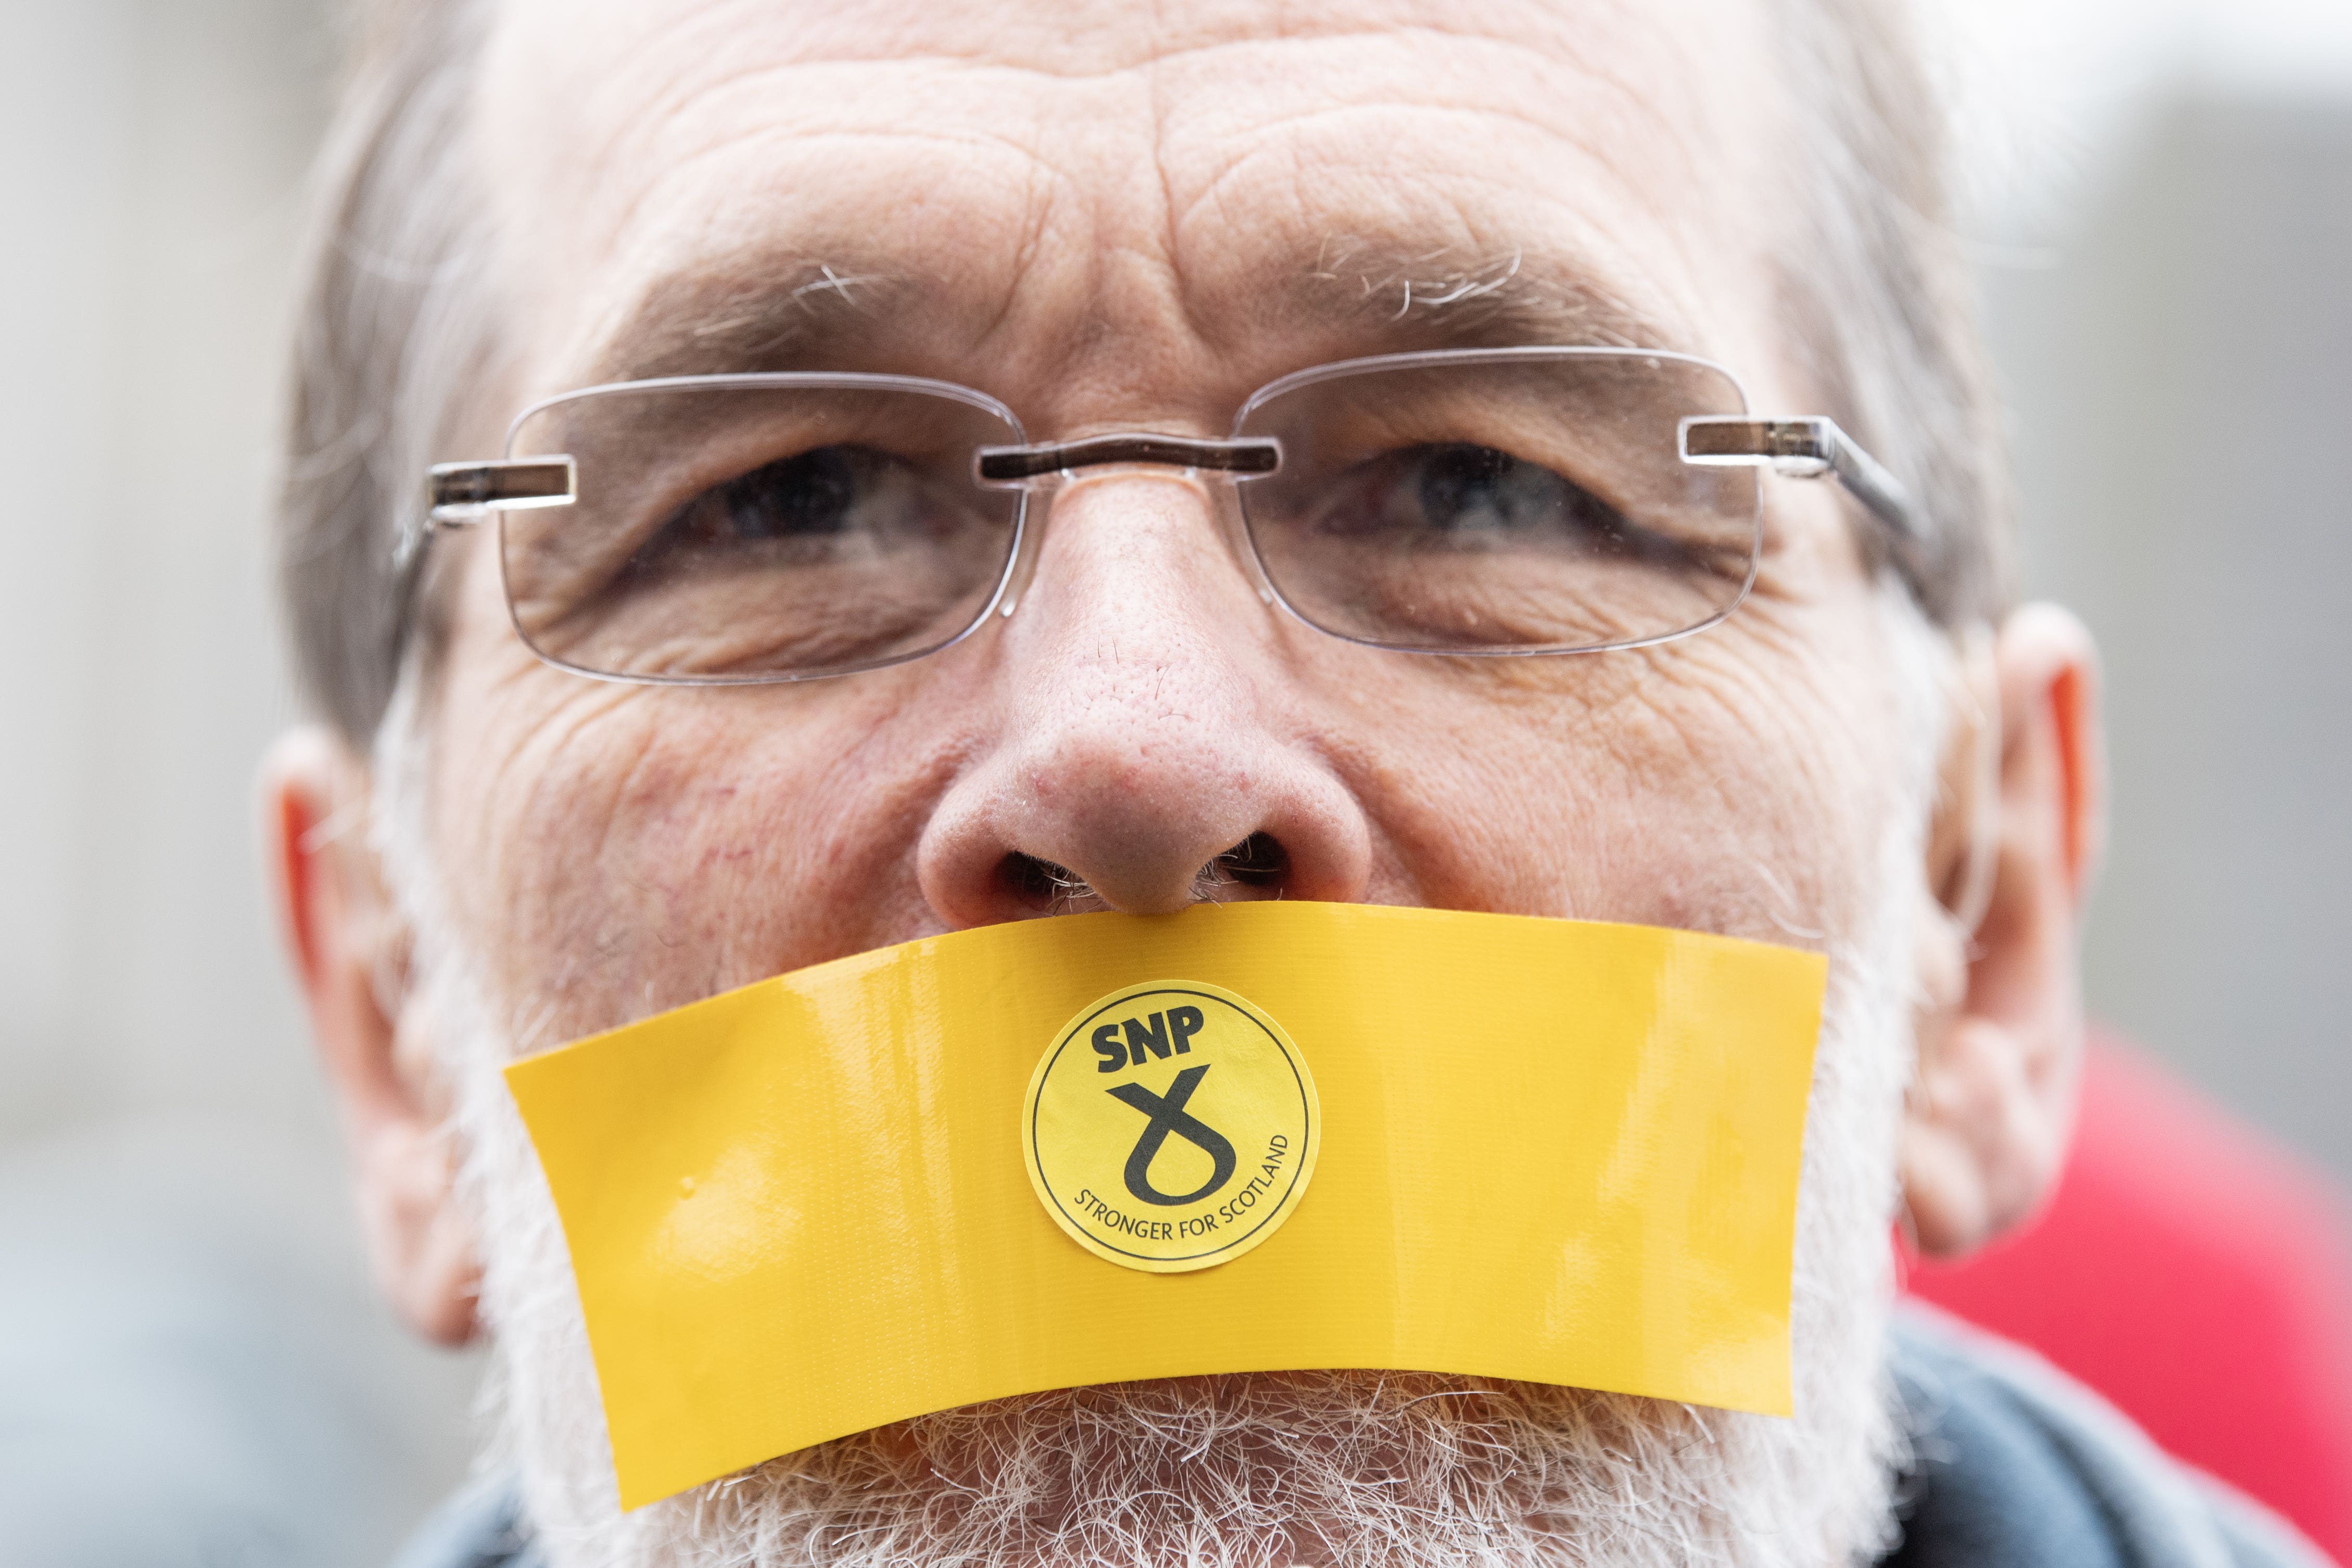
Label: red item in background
xmin=1906 ymin=1033 xmax=2352 ymax=1564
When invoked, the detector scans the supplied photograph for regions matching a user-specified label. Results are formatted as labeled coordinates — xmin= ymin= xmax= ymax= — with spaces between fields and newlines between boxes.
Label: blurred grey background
xmin=0 ymin=0 xmax=2344 ymax=1562
xmin=0 ymin=3 xmax=479 ymax=1563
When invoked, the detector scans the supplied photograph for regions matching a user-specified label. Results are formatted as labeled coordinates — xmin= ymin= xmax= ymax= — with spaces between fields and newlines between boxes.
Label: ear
xmin=262 ymin=727 xmax=479 ymax=1344
xmin=1901 ymin=603 xmax=2106 ymax=1257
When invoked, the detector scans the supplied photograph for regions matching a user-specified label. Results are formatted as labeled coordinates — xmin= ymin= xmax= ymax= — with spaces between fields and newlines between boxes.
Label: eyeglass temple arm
xmin=425 ymin=458 xmax=577 ymax=527
xmin=1679 ymin=416 xmax=1925 ymax=546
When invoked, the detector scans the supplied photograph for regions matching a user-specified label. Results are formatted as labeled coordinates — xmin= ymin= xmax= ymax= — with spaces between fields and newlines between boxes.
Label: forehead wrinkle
xmin=509 ymin=0 xmax=1717 ymax=260
xmin=486 ymin=37 xmax=1101 ymax=348
xmin=539 ymin=16 xmax=1685 ymax=274
xmin=1135 ymin=13 xmax=1721 ymax=221
xmin=1146 ymin=53 xmax=1741 ymax=361
xmin=540 ymin=119 xmax=1081 ymax=386
xmin=568 ymin=107 xmax=1699 ymax=398
xmin=507 ymin=3 xmax=1767 ymax=411
xmin=499 ymin=0 xmax=1762 ymax=393
xmin=575 ymin=119 xmax=1075 ymax=296
xmin=1161 ymin=138 xmax=1705 ymax=362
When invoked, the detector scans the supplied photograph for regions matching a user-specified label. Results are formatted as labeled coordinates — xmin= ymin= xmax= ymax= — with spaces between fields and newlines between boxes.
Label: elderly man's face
xmin=268 ymin=1 xmax=2105 ymax=1564
xmin=437 ymin=0 xmax=1899 ymax=1024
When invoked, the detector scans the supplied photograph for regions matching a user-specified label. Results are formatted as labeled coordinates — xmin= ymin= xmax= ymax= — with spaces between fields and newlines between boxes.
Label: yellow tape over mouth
xmin=504 ymin=902 xmax=1825 ymax=1511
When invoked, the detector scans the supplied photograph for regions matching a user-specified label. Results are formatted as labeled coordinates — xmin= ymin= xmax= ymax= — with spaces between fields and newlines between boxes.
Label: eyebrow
xmin=583 ymin=235 xmax=1694 ymax=395
xmin=1275 ymin=236 xmax=1686 ymax=356
xmin=585 ymin=258 xmax=916 ymax=384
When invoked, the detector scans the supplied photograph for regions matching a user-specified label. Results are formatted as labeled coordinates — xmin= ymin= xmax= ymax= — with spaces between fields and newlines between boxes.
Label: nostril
xmin=996 ymin=834 xmax=1291 ymax=914
xmin=1207 ymin=832 xmax=1288 ymax=889
xmin=1000 ymin=852 xmax=1089 ymax=910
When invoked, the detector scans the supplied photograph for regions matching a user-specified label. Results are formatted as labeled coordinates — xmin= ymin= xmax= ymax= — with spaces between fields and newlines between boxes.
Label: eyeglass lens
xmin=502 ymin=385 xmax=1026 ymax=681
xmin=1234 ymin=353 xmax=1757 ymax=654
xmin=498 ymin=353 xmax=1760 ymax=682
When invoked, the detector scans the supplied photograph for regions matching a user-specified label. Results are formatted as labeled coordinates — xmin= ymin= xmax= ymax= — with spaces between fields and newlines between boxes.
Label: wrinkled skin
xmin=442 ymin=0 xmax=1895 ymax=1045
xmin=265 ymin=0 xmax=2105 ymax=1552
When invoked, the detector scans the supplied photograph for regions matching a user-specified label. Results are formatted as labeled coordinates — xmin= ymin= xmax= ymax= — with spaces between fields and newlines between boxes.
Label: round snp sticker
xmin=1023 ymin=980 xmax=1320 ymax=1273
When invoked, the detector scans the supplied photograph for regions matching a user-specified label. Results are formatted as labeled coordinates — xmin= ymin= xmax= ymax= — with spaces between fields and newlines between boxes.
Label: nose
xmin=917 ymin=472 xmax=1371 ymax=921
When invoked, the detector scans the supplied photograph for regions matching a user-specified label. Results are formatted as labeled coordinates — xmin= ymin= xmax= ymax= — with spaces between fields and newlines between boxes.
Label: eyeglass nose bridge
xmin=976 ymin=433 xmax=1288 ymax=621
xmin=974 ymin=433 xmax=1282 ymax=488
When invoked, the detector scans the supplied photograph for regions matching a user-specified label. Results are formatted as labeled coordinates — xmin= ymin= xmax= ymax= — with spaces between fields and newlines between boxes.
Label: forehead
xmin=477 ymin=0 xmax=1791 ymax=415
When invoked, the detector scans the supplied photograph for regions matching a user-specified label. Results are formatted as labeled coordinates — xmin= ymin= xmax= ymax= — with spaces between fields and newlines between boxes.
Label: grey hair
xmin=1766 ymin=0 xmax=2014 ymax=627
xmin=280 ymin=0 xmax=499 ymax=743
xmin=274 ymin=0 xmax=2012 ymax=745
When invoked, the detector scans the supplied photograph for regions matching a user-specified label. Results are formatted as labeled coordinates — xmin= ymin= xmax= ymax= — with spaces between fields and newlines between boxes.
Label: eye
xmin=653 ymin=445 xmax=900 ymax=555
xmin=1319 ymin=442 xmax=1624 ymax=538
xmin=1313 ymin=442 xmax=1706 ymax=572
xmin=1403 ymin=444 xmax=1601 ymax=536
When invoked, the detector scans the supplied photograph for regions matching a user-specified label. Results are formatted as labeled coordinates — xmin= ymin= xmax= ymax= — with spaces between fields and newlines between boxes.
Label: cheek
xmin=1324 ymin=602 xmax=1911 ymax=944
xmin=423 ymin=547 xmax=968 ymax=1039
xmin=465 ymin=701 xmax=951 ymax=1035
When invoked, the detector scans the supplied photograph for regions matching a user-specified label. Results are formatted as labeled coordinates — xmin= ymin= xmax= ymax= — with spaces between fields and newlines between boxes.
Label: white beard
xmin=377 ymin=596 xmax=1948 ymax=1568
